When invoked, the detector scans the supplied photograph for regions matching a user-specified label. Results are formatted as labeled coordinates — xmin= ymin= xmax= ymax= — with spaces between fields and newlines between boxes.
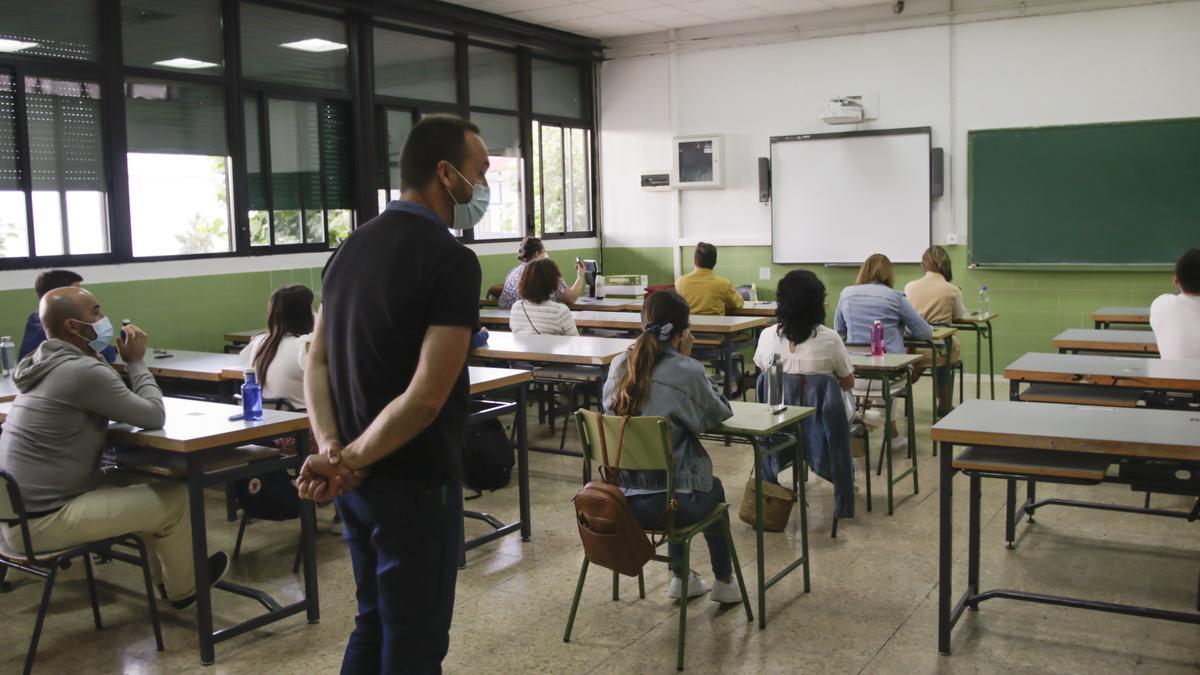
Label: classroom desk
xmin=1052 ymin=328 xmax=1159 ymax=355
xmin=0 ymin=376 xmax=19 ymax=402
xmin=460 ymin=367 xmax=533 ymax=565
xmin=568 ymin=297 xmax=642 ymax=311
xmin=1092 ymin=306 xmax=1150 ymax=329
xmin=0 ymin=397 xmax=318 ymax=666
xmin=848 ymin=353 xmax=922 ymax=515
xmin=905 ymin=326 xmax=960 ymax=424
xmin=1005 ymin=352 xmax=1200 ymax=403
xmin=932 ymin=400 xmax=1200 ymax=655
xmin=471 ymin=332 xmax=632 ymax=366
xmin=706 ymin=401 xmax=815 ymax=629
xmin=116 ymin=350 xmax=246 ymax=402
xmin=603 ymin=298 xmax=778 ymax=318
xmin=223 ymin=329 xmax=264 ymax=349
xmin=950 ymin=312 xmax=999 ymax=400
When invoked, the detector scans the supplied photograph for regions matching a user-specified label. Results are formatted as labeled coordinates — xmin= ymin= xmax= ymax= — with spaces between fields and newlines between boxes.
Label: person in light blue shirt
xmin=834 ymin=253 xmax=933 ymax=354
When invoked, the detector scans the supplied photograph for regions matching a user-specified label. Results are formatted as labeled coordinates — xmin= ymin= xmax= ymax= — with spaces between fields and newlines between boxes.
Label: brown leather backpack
xmin=571 ymin=416 xmax=655 ymax=577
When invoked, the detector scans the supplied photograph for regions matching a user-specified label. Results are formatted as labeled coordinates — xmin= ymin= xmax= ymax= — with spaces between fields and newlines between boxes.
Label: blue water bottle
xmin=242 ymin=368 xmax=263 ymax=421
xmin=870 ymin=320 xmax=886 ymax=356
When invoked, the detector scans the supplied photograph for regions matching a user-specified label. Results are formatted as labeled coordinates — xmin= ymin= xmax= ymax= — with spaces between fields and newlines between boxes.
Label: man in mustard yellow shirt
xmin=675 ymin=242 xmax=745 ymax=316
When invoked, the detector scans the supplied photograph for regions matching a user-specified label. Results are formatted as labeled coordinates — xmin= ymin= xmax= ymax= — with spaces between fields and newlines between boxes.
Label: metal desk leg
xmin=722 ymin=335 xmax=735 ymax=398
xmin=930 ymin=342 xmax=940 ymax=425
xmin=986 ymin=321 xmax=996 ymax=400
xmin=906 ymin=369 xmax=919 ymax=495
xmin=753 ymin=439 xmax=766 ymax=629
xmin=516 ymin=385 xmax=531 ymax=540
xmin=882 ymin=374 xmax=895 ymax=516
xmin=967 ymin=473 xmax=981 ymax=609
xmin=795 ymin=424 xmax=810 ymax=593
xmin=296 ymin=433 xmax=320 ymax=625
xmin=937 ymin=441 xmax=954 ymax=656
xmin=975 ymin=326 xmax=982 ymax=400
xmin=186 ymin=456 xmax=216 ymax=666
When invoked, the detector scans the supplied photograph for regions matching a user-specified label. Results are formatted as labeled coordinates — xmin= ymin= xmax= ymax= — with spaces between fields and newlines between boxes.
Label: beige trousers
xmin=1 ymin=478 xmax=194 ymax=601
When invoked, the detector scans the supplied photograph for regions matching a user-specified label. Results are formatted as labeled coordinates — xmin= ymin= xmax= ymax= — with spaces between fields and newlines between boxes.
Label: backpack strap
xmin=595 ymin=415 xmax=630 ymax=485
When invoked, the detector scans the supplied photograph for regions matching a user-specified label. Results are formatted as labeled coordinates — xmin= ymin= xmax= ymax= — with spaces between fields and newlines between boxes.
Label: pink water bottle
xmin=870 ymin=320 xmax=885 ymax=356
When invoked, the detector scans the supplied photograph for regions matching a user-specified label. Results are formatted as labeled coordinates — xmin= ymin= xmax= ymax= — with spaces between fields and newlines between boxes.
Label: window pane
xmin=532 ymin=59 xmax=582 ymax=118
xmin=126 ymin=79 xmax=231 ymax=257
xmin=567 ymin=128 xmax=590 ymax=233
xmin=471 ymin=113 xmax=522 ymax=241
xmin=328 ymin=209 xmax=352 ymax=246
xmin=241 ymin=4 xmax=347 ymax=91
xmin=1 ymin=0 xmax=99 ymax=61
xmin=122 ymin=0 xmax=223 ymax=73
xmin=268 ymin=99 xmax=319 ymax=244
xmin=244 ymin=96 xmax=269 ymax=247
xmin=25 ymin=77 xmax=108 ymax=255
xmin=0 ymin=72 xmax=28 ymax=258
xmin=469 ymin=47 xmax=517 ymax=110
xmin=381 ymin=109 xmax=412 ymax=194
xmin=374 ymin=29 xmax=456 ymax=103
xmin=537 ymin=123 xmax=564 ymax=235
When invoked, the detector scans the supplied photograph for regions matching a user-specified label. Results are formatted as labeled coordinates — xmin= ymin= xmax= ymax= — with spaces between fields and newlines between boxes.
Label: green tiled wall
xmin=0 ymin=247 xmax=596 ymax=354
xmin=604 ymin=244 xmax=1174 ymax=370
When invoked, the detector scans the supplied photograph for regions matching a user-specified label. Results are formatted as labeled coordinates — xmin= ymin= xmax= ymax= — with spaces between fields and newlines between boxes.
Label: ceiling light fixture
xmin=279 ymin=38 xmax=347 ymax=53
xmin=153 ymin=57 xmax=220 ymax=69
xmin=0 ymin=38 xmax=39 ymax=53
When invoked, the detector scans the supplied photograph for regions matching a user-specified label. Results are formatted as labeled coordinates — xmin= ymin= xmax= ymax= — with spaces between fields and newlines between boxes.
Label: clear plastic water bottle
xmin=0 ymin=336 xmax=15 ymax=377
xmin=242 ymin=368 xmax=263 ymax=421
xmin=767 ymin=352 xmax=785 ymax=413
xmin=870 ymin=320 xmax=886 ymax=356
xmin=595 ymin=274 xmax=606 ymax=299
xmin=978 ymin=286 xmax=991 ymax=316
xmin=750 ymin=283 xmax=759 ymax=303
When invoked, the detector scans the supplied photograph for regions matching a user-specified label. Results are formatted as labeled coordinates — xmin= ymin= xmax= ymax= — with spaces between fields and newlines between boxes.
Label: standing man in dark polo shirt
xmin=296 ymin=115 xmax=487 ymax=674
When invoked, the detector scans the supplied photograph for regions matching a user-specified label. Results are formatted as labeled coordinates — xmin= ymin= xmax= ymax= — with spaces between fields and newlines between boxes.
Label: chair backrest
xmin=575 ymin=409 xmax=672 ymax=476
xmin=262 ymin=397 xmax=296 ymax=412
xmin=736 ymin=284 xmax=753 ymax=301
xmin=0 ymin=468 xmax=20 ymax=521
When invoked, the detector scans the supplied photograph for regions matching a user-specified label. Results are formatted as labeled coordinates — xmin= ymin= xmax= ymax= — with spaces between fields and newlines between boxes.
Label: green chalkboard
xmin=969 ymin=117 xmax=1200 ymax=266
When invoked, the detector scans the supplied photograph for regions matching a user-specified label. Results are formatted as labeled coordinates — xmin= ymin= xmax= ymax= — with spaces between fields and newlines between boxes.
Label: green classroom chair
xmin=563 ymin=409 xmax=753 ymax=671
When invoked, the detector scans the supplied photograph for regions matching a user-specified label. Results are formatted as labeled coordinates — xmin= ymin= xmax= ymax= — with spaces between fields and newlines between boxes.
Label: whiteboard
xmin=770 ymin=128 xmax=930 ymax=264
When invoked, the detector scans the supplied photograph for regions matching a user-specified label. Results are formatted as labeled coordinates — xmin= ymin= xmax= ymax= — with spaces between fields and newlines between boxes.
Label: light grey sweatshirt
xmin=0 ymin=339 xmax=166 ymax=513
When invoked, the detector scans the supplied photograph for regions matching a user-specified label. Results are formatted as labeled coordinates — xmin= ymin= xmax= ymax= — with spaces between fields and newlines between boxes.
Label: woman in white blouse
xmin=510 ymin=259 xmax=579 ymax=336
xmin=240 ymin=284 xmax=314 ymax=410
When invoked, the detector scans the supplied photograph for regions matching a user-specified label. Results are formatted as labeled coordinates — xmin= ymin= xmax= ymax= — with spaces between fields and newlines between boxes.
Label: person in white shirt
xmin=510 ymin=259 xmax=579 ymax=336
xmin=240 ymin=284 xmax=314 ymax=410
xmin=1150 ymin=247 xmax=1200 ymax=360
xmin=754 ymin=271 xmax=856 ymax=419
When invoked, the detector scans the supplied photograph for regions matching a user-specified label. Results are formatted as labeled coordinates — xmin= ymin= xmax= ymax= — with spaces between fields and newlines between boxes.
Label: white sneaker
xmin=709 ymin=579 xmax=742 ymax=604
xmin=667 ymin=571 xmax=710 ymax=600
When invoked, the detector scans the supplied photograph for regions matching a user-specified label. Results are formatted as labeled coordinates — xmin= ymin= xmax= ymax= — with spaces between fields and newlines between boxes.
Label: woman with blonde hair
xmin=603 ymin=290 xmax=741 ymax=604
xmin=904 ymin=246 xmax=966 ymax=414
xmin=834 ymin=253 xmax=932 ymax=354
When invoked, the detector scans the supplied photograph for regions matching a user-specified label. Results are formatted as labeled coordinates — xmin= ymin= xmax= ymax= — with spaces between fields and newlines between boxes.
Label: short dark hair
xmin=35 ymin=269 xmax=83 ymax=299
xmin=517 ymin=236 xmax=544 ymax=263
xmin=775 ymin=270 xmax=827 ymax=346
xmin=694 ymin=242 xmax=717 ymax=269
xmin=399 ymin=114 xmax=481 ymax=191
xmin=519 ymin=258 xmax=562 ymax=304
xmin=1177 ymin=247 xmax=1200 ymax=294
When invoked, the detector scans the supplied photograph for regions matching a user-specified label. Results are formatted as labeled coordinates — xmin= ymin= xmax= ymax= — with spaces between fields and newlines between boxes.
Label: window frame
xmin=527 ymin=55 xmax=595 ymax=242
xmin=0 ymin=0 xmax=599 ymax=270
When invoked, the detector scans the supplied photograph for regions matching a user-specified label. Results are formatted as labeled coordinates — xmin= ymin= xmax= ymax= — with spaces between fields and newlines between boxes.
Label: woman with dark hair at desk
xmin=240 ymin=284 xmax=314 ymax=412
xmin=496 ymin=236 xmax=586 ymax=309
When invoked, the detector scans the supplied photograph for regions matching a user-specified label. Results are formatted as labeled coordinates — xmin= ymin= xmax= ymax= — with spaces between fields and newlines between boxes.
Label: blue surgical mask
xmin=446 ymin=165 xmax=490 ymax=230
xmin=75 ymin=316 xmax=114 ymax=354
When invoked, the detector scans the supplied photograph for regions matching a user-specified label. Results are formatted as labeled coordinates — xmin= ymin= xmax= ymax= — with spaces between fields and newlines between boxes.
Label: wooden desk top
xmin=224 ymin=329 xmax=265 ymax=344
xmin=930 ymin=399 xmax=1200 ymax=461
xmin=479 ymin=309 xmax=511 ymax=327
xmin=847 ymin=353 xmax=923 ymax=373
xmin=1004 ymin=352 xmax=1200 ymax=392
xmin=0 ymin=397 xmax=308 ymax=454
xmin=570 ymin=311 xmax=768 ymax=334
xmin=0 ymin=377 xmax=19 ymax=403
xmin=480 ymin=297 xmax=498 ymax=307
xmin=1052 ymin=329 xmax=1159 ymax=354
xmin=717 ymin=400 xmax=814 ymax=436
xmin=472 ymin=332 xmax=633 ymax=366
xmin=953 ymin=312 xmax=999 ymax=325
xmin=469 ymin=366 xmax=533 ymax=395
xmin=735 ymin=302 xmax=777 ymax=317
xmin=568 ymin=298 xmax=641 ymax=311
xmin=1091 ymin=307 xmax=1150 ymax=323
xmin=118 ymin=351 xmax=246 ymax=382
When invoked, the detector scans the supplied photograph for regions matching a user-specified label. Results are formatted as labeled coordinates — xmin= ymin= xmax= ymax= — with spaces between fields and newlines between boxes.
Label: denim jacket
xmin=834 ymin=283 xmax=932 ymax=355
xmin=757 ymin=372 xmax=855 ymax=518
xmin=602 ymin=346 xmax=733 ymax=494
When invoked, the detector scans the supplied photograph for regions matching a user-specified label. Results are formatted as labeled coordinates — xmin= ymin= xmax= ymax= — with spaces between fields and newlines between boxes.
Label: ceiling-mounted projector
xmin=820 ymin=96 xmax=865 ymax=125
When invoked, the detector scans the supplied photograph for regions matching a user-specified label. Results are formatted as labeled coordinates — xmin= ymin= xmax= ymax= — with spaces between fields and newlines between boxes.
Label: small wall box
xmin=673 ymin=135 xmax=724 ymax=189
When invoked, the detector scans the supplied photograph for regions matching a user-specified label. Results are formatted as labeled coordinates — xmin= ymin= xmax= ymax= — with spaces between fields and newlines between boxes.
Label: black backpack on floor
xmin=463 ymin=419 xmax=515 ymax=494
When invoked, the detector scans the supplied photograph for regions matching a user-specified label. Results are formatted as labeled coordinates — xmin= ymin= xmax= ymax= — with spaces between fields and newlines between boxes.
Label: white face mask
xmin=445 ymin=164 xmax=490 ymax=229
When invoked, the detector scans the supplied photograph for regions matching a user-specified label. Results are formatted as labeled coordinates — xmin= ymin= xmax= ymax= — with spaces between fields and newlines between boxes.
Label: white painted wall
xmin=599 ymin=0 xmax=1200 ymax=253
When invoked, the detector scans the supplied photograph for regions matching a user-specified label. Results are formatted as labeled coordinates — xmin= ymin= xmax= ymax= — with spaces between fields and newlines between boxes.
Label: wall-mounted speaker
xmin=931 ymin=147 xmax=944 ymax=198
xmin=758 ymin=157 xmax=771 ymax=203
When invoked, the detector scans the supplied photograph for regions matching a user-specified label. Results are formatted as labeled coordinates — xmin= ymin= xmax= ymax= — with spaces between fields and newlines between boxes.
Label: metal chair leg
xmin=233 ymin=512 xmax=250 ymax=560
xmin=0 ymin=564 xmax=11 ymax=593
xmin=611 ymin=570 xmax=620 ymax=601
xmin=83 ymin=554 xmax=103 ymax=630
xmin=293 ymin=540 xmax=303 ymax=574
xmin=676 ymin=544 xmax=691 ymax=672
xmin=25 ymin=564 xmax=59 ymax=675
xmin=563 ymin=558 xmax=589 ymax=642
xmin=722 ymin=512 xmax=753 ymax=623
xmin=133 ymin=537 xmax=165 ymax=651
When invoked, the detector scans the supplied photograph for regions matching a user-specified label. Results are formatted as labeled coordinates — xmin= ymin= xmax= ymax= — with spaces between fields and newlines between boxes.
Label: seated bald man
xmin=0 ymin=287 xmax=227 ymax=609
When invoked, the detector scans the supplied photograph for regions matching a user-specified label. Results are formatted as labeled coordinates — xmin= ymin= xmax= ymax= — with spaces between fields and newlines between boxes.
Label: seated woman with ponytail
xmin=602 ymin=290 xmax=742 ymax=604
xmin=240 ymin=284 xmax=314 ymax=411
